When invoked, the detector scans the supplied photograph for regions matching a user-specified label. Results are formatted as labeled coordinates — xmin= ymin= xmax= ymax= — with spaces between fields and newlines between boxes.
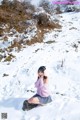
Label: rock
xmin=3 ymin=73 xmax=9 ymax=77
xmin=33 ymin=12 xmax=61 ymax=29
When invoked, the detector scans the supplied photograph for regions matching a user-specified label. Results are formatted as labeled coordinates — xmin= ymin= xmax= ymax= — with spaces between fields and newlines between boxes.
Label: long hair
xmin=38 ymin=66 xmax=48 ymax=83
xmin=38 ymin=66 xmax=46 ymax=73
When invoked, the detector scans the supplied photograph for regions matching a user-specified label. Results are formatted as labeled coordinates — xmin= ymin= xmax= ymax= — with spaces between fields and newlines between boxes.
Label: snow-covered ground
xmin=0 ymin=12 xmax=80 ymax=120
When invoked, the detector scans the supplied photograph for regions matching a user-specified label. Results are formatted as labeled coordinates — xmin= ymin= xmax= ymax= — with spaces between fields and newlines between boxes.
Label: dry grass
xmin=0 ymin=1 xmax=61 ymax=42
xmin=26 ymin=22 xmax=61 ymax=46
xmin=0 ymin=1 xmax=34 ymax=33
xmin=0 ymin=1 xmax=62 ymax=63
xmin=0 ymin=55 xmax=3 ymax=61
xmin=4 ymin=54 xmax=15 ymax=62
xmin=8 ymin=40 xmax=23 ymax=51
xmin=0 ymin=28 xmax=4 ymax=36
xmin=26 ymin=27 xmax=44 ymax=45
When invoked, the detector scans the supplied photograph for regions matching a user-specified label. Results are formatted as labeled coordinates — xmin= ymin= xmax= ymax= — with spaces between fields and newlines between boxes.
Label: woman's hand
xmin=43 ymin=77 xmax=48 ymax=84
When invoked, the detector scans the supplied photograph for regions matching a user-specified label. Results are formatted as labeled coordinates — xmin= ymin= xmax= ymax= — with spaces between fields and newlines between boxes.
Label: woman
xmin=28 ymin=66 xmax=52 ymax=105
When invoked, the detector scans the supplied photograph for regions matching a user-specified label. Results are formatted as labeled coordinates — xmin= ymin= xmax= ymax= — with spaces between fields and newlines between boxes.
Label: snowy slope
xmin=0 ymin=12 xmax=80 ymax=120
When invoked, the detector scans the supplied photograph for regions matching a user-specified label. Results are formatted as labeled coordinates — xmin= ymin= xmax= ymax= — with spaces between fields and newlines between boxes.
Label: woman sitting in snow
xmin=22 ymin=66 xmax=52 ymax=110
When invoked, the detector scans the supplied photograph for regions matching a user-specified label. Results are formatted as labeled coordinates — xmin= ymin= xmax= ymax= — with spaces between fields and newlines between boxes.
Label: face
xmin=38 ymin=71 xmax=44 ymax=77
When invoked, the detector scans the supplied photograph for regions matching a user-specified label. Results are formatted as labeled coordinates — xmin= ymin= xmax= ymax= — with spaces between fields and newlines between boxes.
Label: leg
xmin=22 ymin=100 xmax=28 ymax=111
xmin=28 ymin=97 xmax=40 ymax=104
xmin=22 ymin=99 xmax=38 ymax=111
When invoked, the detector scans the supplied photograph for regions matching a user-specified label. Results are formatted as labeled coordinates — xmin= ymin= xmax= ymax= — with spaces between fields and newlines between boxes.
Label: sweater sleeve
xmin=35 ymin=79 xmax=39 ymax=88
xmin=35 ymin=78 xmax=44 ymax=88
xmin=39 ymin=78 xmax=44 ymax=88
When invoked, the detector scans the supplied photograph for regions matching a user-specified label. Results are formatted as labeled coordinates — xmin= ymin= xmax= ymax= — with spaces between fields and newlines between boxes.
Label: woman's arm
xmin=35 ymin=76 xmax=48 ymax=88
xmin=35 ymin=77 xmax=40 ymax=88
xmin=35 ymin=77 xmax=44 ymax=88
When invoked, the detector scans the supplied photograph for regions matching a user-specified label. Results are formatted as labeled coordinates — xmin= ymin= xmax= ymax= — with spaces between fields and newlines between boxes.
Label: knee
xmin=28 ymin=98 xmax=33 ymax=103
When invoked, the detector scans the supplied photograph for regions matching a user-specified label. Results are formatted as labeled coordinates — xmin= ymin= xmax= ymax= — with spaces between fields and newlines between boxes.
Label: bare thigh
xmin=28 ymin=97 xmax=40 ymax=104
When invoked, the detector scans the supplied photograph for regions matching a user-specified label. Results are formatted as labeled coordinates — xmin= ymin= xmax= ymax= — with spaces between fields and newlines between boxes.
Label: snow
xmin=0 ymin=12 xmax=80 ymax=120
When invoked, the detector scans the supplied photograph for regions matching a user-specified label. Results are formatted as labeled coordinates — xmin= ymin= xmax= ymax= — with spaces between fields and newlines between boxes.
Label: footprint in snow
xmin=21 ymin=111 xmax=26 ymax=120
xmin=29 ymin=115 xmax=40 ymax=120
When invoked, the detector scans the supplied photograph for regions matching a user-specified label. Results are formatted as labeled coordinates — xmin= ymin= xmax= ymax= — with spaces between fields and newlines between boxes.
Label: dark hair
xmin=38 ymin=66 xmax=46 ymax=73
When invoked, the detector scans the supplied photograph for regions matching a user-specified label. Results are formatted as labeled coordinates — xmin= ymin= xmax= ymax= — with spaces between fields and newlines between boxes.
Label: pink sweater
xmin=35 ymin=77 xmax=50 ymax=97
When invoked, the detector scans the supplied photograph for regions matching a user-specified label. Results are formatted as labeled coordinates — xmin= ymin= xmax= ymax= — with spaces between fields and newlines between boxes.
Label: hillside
xmin=0 ymin=0 xmax=80 ymax=120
